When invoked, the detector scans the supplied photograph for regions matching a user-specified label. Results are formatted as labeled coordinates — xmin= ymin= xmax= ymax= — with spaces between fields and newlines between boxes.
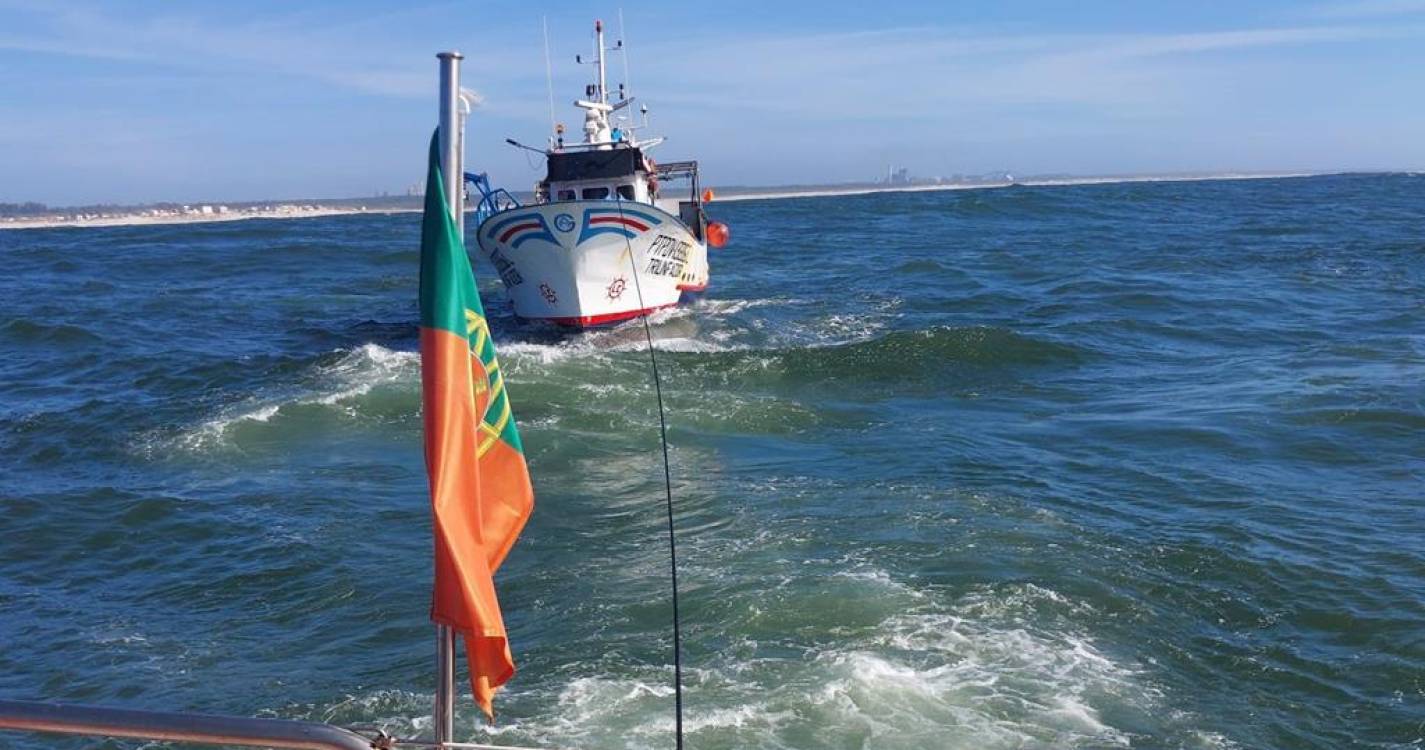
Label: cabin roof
xmin=546 ymin=147 xmax=645 ymax=183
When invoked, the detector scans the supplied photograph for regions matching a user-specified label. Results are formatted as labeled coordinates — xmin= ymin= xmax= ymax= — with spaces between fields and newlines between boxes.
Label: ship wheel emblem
xmin=606 ymin=276 xmax=627 ymax=300
xmin=539 ymin=282 xmax=558 ymax=304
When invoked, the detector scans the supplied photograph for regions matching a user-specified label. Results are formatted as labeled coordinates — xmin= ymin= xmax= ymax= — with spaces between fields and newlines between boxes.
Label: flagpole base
xmin=435 ymin=625 xmax=456 ymax=744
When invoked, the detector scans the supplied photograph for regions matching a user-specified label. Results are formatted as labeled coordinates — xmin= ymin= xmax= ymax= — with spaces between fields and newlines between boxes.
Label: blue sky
xmin=3 ymin=0 xmax=1424 ymax=205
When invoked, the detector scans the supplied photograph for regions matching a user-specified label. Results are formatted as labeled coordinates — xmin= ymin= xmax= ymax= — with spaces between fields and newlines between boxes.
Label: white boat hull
xmin=475 ymin=201 xmax=709 ymax=326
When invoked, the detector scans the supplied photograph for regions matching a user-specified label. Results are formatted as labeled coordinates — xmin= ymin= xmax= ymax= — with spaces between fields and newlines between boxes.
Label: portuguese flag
xmin=419 ymin=132 xmax=534 ymax=719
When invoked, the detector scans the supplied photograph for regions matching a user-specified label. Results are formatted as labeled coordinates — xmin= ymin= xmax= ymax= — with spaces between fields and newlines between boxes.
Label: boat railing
xmin=652 ymin=160 xmax=698 ymax=182
xmin=463 ymin=171 xmax=520 ymax=225
xmin=0 ymin=699 xmax=556 ymax=750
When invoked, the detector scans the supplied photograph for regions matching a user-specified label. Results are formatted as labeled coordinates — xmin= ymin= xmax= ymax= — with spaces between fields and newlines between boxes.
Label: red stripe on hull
xmin=676 ymin=282 xmax=708 ymax=292
xmin=587 ymin=216 xmax=650 ymax=231
xmin=498 ymin=222 xmax=541 ymax=243
xmin=542 ymin=302 xmax=680 ymax=328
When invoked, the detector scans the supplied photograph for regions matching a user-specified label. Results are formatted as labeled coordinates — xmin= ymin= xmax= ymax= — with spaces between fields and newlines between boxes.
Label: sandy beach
xmin=0 ymin=204 xmax=417 ymax=232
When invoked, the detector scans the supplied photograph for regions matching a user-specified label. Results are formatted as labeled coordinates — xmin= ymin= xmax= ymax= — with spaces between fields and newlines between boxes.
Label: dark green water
xmin=1 ymin=174 xmax=1422 ymax=749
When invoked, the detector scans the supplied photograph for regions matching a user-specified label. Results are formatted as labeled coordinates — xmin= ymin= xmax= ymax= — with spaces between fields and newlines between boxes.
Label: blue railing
xmin=464 ymin=171 xmax=520 ymax=226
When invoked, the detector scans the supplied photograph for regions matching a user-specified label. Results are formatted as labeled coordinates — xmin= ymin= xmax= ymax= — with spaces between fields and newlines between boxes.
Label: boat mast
xmin=564 ymin=18 xmax=649 ymax=151
xmin=543 ymin=16 xmax=557 ymax=148
xmin=595 ymin=19 xmax=608 ymax=106
xmin=618 ymin=9 xmax=632 ymax=104
xmin=573 ymin=20 xmax=616 ymax=147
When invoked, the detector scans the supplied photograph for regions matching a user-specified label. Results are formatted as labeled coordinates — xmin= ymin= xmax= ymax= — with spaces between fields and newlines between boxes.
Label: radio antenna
xmin=618 ymin=8 xmax=632 ymax=101
xmin=542 ymin=16 xmax=557 ymax=146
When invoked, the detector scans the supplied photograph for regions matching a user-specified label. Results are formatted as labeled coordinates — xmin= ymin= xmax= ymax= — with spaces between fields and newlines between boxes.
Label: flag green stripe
xmin=419 ymin=132 xmax=484 ymax=336
xmin=417 ymin=130 xmax=523 ymax=455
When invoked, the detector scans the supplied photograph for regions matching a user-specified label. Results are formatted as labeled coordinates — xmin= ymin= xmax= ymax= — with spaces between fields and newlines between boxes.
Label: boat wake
xmin=166 ymin=343 xmax=419 ymax=454
xmin=157 ymin=306 xmax=1080 ymax=455
xmin=292 ymin=576 xmax=1219 ymax=750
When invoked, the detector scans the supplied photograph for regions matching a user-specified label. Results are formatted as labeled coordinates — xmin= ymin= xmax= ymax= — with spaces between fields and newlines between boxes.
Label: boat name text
xmin=645 ymin=234 xmax=690 ymax=278
xmin=490 ymin=249 xmax=525 ymax=287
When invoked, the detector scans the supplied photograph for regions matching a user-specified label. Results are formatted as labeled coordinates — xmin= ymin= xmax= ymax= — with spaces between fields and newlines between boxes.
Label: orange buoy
xmin=706 ymin=221 xmax=730 ymax=248
xmin=702 ymin=188 xmax=716 ymax=203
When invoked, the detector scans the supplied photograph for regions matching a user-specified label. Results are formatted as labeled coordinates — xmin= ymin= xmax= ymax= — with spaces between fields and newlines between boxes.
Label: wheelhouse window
xmin=616 ymin=184 xmax=636 ymax=200
xmin=557 ymin=189 xmax=576 ymax=201
xmin=582 ymin=186 xmax=610 ymax=200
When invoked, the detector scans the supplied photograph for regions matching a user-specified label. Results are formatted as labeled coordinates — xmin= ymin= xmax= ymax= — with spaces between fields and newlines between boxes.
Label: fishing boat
xmin=470 ymin=19 xmax=728 ymax=327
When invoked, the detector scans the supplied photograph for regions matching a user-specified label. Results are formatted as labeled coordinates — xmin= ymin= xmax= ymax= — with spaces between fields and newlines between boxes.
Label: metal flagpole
xmin=434 ymin=625 xmax=456 ymax=745
xmin=435 ymin=49 xmax=465 ymax=747
xmin=439 ymin=51 xmax=466 ymax=237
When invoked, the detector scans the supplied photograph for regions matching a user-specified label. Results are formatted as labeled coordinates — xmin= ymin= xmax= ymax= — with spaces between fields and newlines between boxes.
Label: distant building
xmin=884 ymin=166 xmax=912 ymax=185
xmin=877 ymin=167 xmax=912 ymax=186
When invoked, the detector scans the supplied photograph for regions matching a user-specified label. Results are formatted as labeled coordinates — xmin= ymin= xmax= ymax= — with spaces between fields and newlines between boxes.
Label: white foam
xmin=310 ymin=343 xmax=418 ymax=407
xmin=831 ymin=567 xmax=929 ymax=600
xmin=801 ymin=605 xmax=1140 ymax=746
xmin=499 ymin=340 xmax=584 ymax=365
xmin=1190 ymin=730 xmax=1242 ymax=748
xmin=415 ymin=578 xmax=1166 ymax=750
xmin=498 ymin=322 xmax=745 ymax=368
xmin=609 ymin=336 xmax=728 ymax=354
xmin=307 ymin=689 xmax=431 ymax=734
xmin=492 ymin=297 xmax=820 ymax=367
xmin=229 ymin=403 xmax=281 ymax=425
xmin=180 ymin=403 xmax=281 ymax=450
xmin=175 ymin=343 xmax=418 ymax=452
xmin=689 ymin=297 xmax=800 ymax=316
xmin=289 ymin=572 xmax=1225 ymax=749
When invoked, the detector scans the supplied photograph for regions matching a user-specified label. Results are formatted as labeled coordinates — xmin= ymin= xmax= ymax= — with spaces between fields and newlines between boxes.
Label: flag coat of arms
xmin=419 ymin=132 xmax=534 ymax=719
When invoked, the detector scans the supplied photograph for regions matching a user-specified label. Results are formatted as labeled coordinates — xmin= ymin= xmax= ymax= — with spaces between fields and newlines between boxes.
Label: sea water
xmin=1 ymin=174 xmax=1422 ymax=749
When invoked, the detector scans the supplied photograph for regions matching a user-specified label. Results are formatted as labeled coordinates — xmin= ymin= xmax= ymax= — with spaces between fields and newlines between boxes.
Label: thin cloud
xmin=1307 ymin=0 xmax=1425 ymax=19
xmin=0 ymin=2 xmax=473 ymax=98
xmin=624 ymin=23 xmax=1402 ymax=121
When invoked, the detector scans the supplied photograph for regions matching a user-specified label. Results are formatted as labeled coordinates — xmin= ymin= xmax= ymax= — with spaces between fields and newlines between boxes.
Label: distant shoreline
xmin=0 ymin=171 xmax=1337 ymax=231
xmin=713 ymin=171 xmax=1325 ymax=203
xmin=0 ymin=204 xmax=418 ymax=232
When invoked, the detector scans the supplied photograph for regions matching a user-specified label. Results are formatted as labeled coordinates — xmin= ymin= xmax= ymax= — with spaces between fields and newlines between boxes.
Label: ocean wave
xmin=688 ymin=297 xmax=797 ymax=315
xmin=147 ymin=323 xmax=1078 ymax=458
xmin=1 ymin=317 xmax=102 ymax=345
xmin=490 ymin=296 xmax=807 ymax=366
xmin=665 ymin=326 xmax=1085 ymax=387
xmin=497 ymin=318 xmax=744 ymax=366
xmin=173 ymin=343 xmax=418 ymax=452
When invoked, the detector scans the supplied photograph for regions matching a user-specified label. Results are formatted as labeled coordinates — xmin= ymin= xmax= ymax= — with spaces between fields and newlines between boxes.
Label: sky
xmin=2 ymin=0 xmax=1424 ymax=205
